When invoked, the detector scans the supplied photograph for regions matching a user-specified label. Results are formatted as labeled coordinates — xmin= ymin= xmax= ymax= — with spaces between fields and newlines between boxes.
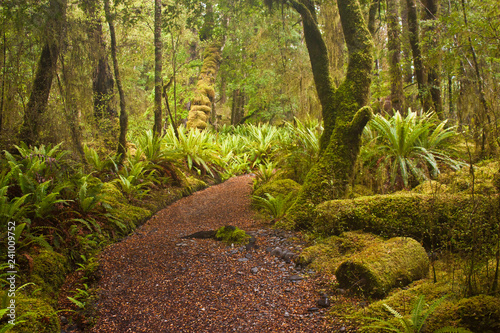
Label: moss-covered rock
xmin=215 ymin=226 xmax=250 ymax=245
xmin=313 ymin=193 xmax=498 ymax=249
xmin=440 ymin=159 xmax=498 ymax=195
xmin=253 ymin=179 xmax=301 ymax=199
xmin=29 ymin=249 xmax=70 ymax=306
xmin=298 ymin=231 xmax=382 ymax=273
xmin=412 ymin=180 xmax=449 ymax=194
xmin=335 ymin=237 xmax=429 ymax=297
xmin=101 ymin=182 xmax=152 ymax=232
xmin=427 ymin=295 xmax=500 ymax=333
xmin=10 ymin=292 xmax=60 ymax=333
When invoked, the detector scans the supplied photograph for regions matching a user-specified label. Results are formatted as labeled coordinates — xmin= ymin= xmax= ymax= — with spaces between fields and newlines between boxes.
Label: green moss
xmin=298 ymin=231 xmax=382 ymax=273
xmin=253 ymin=179 xmax=301 ymax=199
xmin=440 ymin=160 xmax=498 ymax=195
xmin=29 ymin=249 xmax=69 ymax=306
xmin=426 ymin=295 xmax=500 ymax=333
xmin=10 ymin=292 xmax=60 ymax=333
xmin=185 ymin=176 xmax=208 ymax=194
xmin=215 ymin=226 xmax=250 ymax=245
xmin=190 ymin=105 xmax=212 ymax=114
xmin=312 ymin=193 xmax=498 ymax=249
xmin=412 ymin=180 xmax=449 ymax=194
xmin=335 ymin=237 xmax=429 ymax=297
xmin=101 ymin=182 xmax=152 ymax=232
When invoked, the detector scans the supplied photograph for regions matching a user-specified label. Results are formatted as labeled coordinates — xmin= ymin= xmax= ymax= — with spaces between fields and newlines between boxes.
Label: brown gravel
xmin=89 ymin=175 xmax=332 ymax=332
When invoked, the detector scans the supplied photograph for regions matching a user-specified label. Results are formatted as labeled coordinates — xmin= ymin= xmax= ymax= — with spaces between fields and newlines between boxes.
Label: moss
xmin=253 ymin=179 xmax=301 ymax=199
xmin=440 ymin=160 xmax=498 ymax=195
xmin=185 ymin=176 xmax=208 ymax=194
xmin=190 ymin=105 xmax=212 ymax=114
xmin=426 ymin=295 xmax=500 ymax=333
xmin=412 ymin=180 xmax=449 ymax=194
xmin=312 ymin=193 xmax=498 ymax=249
xmin=215 ymin=226 xmax=250 ymax=245
xmin=298 ymin=231 xmax=382 ymax=273
xmin=9 ymin=292 xmax=60 ymax=333
xmin=29 ymin=249 xmax=69 ymax=306
xmin=101 ymin=182 xmax=152 ymax=232
xmin=335 ymin=237 xmax=429 ymax=297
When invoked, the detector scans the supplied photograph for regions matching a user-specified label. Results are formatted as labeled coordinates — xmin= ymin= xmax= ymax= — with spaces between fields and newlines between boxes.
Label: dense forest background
xmin=1 ymin=0 xmax=497 ymax=154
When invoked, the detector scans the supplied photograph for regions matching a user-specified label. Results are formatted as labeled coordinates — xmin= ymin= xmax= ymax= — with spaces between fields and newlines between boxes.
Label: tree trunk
xmin=104 ymin=0 xmax=128 ymax=158
xmin=153 ymin=0 xmax=162 ymax=135
xmin=422 ymin=0 xmax=443 ymax=118
xmin=82 ymin=0 xmax=115 ymax=122
xmin=284 ymin=0 xmax=374 ymax=229
xmin=19 ymin=0 xmax=67 ymax=146
xmin=406 ymin=0 xmax=432 ymax=112
xmin=387 ymin=0 xmax=404 ymax=112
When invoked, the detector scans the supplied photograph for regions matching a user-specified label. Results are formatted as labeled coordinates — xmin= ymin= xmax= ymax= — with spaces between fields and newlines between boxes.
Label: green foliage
xmin=362 ymin=295 xmax=472 ymax=333
xmin=164 ymin=125 xmax=221 ymax=177
xmin=252 ymin=192 xmax=294 ymax=220
xmin=276 ymin=117 xmax=321 ymax=183
xmin=361 ymin=111 xmax=463 ymax=191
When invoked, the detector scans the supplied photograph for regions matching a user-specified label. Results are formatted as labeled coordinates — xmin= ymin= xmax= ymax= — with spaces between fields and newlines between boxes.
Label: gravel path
xmin=89 ymin=175 xmax=331 ymax=332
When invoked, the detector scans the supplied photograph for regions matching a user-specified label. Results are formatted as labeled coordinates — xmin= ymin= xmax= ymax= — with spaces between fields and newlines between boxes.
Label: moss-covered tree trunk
xmin=186 ymin=42 xmax=222 ymax=129
xmin=187 ymin=3 xmax=223 ymax=130
xmin=283 ymin=0 xmax=374 ymax=229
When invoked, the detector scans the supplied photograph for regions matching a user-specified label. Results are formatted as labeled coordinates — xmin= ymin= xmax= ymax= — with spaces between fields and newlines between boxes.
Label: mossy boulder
xmin=412 ymin=180 xmax=449 ymax=194
xmin=101 ymin=182 xmax=152 ymax=232
xmin=253 ymin=179 xmax=301 ymax=199
xmin=427 ymin=295 xmax=500 ymax=333
xmin=313 ymin=193 xmax=498 ymax=249
xmin=10 ymin=292 xmax=60 ymax=333
xmin=440 ymin=159 xmax=498 ymax=195
xmin=29 ymin=249 xmax=70 ymax=306
xmin=335 ymin=237 xmax=429 ymax=297
xmin=215 ymin=226 xmax=250 ymax=245
xmin=298 ymin=231 xmax=382 ymax=272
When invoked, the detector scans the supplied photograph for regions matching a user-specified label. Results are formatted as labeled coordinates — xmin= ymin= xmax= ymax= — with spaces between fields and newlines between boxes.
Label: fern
xmin=252 ymin=192 xmax=294 ymax=220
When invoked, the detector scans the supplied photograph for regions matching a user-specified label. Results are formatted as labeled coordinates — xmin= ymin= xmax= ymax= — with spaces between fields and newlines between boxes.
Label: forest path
xmin=88 ymin=175 xmax=331 ymax=333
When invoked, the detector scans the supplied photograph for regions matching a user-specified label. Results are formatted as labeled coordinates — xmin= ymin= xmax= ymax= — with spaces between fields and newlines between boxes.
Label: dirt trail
xmin=89 ymin=175 xmax=331 ymax=332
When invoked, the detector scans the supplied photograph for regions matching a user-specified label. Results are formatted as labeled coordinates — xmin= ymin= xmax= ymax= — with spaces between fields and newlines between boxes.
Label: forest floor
xmin=62 ymin=175 xmax=353 ymax=333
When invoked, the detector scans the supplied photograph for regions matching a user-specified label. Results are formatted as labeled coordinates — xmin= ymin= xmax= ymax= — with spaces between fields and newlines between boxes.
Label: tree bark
xmin=153 ymin=0 xmax=163 ymax=135
xmin=387 ymin=0 xmax=404 ymax=112
xmin=406 ymin=0 xmax=432 ymax=112
xmin=284 ymin=0 xmax=374 ymax=228
xmin=104 ymin=0 xmax=128 ymax=158
xmin=19 ymin=0 xmax=67 ymax=146
xmin=422 ymin=0 xmax=443 ymax=118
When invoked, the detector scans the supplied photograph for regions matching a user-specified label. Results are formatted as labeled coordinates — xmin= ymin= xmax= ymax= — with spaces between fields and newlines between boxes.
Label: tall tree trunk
xmin=387 ymin=0 xmax=404 ymax=112
xmin=285 ymin=0 xmax=374 ymax=228
xmin=153 ymin=0 xmax=162 ymax=135
xmin=422 ymin=0 xmax=443 ymax=118
xmin=104 ymin=0 xmax=128 ymax=158
xmin=0 ymin=32 xmax=6 ymax=132
xmin=406 ymin=0 xmax=432 ymax=112
xmin=83 ymin=0 xmax=115 ymax=122
xmin=187 ymin=3 xmax=223 ymax=130
xmin=19 ymin=0 xmax=67 ymax=146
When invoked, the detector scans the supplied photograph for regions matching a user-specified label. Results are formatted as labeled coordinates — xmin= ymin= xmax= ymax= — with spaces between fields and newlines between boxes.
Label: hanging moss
xmin=335 ymin=237 xmax=429 ymax=297
xmin=311 ymin=193 xmax=499 ymax=249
